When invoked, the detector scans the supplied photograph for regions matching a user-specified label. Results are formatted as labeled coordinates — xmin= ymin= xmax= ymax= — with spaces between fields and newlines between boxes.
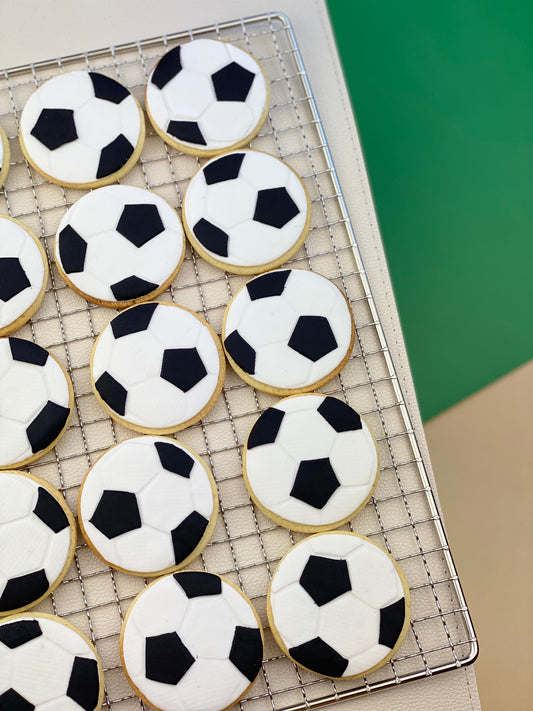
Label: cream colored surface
xmin=0 ymin=2 xmax=481 ymax=710
xmin=426 ymin=360 xmax=533 ymax=711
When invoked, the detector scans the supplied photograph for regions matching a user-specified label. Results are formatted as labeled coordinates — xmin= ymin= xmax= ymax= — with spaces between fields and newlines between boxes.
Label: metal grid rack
xmin=0 ymin=13 xmax=477 ymax=711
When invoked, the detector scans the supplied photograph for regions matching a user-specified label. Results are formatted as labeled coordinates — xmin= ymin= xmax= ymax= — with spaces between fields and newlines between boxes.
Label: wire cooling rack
xmin=0 ymin=12 xmax=477 ymax=711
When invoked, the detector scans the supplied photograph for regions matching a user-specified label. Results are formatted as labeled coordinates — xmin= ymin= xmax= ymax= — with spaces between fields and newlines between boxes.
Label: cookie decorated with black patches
xmin=267 ymin=532 xmax=411 ymax=679
xmin=55 ymin=186 xmax=185 ymax=308
xmin=78 ymin=436 xmax=218 ymax=576
xmin=222 ymin=269 xmax=355 ymax=395
xmin=90 ymin=302 xmax=225 ymax=434
xmin=0 ymin=125 xmax=10 ymax=189
xmin=183 ymin=150 xmax=311 ymax=274
xmin=0 ymin=471 xmax=76 ymax=615
xmin=146 ymin=39 xmax=269 ymax=156
xmin=19 ymin=71 xmax=145 ymax=188
xmin=120 ymin=572 xmax=264 ymax=711
xmin=0 ymin=338 xmax=74 ymax=469
xmin=0 ymin=613 xmax=104 ymax=709
xmin=0 ymin=215 xmax=48 ymax=337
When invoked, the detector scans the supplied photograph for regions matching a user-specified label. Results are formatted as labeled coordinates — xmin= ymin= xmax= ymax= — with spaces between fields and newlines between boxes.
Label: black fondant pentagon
xmin=290 ymin=458 xmax=340 ymax=510
xmin=288 ymin=316 xmax=338 ymax=362
xmin=193 ymin=218 xmax=229 ymax=257
xmin=161 ymin=348 xmax=208 ymax=392
xmin=317 ymin=397 xmax=362 ymax=433
xmin=247 ymin=407 xmax=284 ymax=449
xmin=151 ymin=46 xmax=182 ymax=90
xmin=58 ymin=224 xmax=88 ymax=274
xmin=0 ymin=689 xmax=35 ymax=711
xmin=96 ymin=134 xmax=134 ymax=180
xmin=145 ymin=632 xmax=194 ymax=685
xmin=66 ymin=656 xmax=100 ymax=711
xmin=174 ymin=571 xmax=222 ymax=598
xmin=0 ymin=569 xmax=49 ymax=613
xmin=378 ymin=597 xmax=406 ymax=649
xmin=300 ymin=555 xmax=351 ymax=606
xmin=154 ymin=441 xmax=194 ymax=478
xmin=89 ymin=72 xmax=130 ymax=104
xmin=288 ymin=636 xmax=348 ymax=677
xmin=27 ymin=401 xmax=70 ymax=455
xmin=229 ymin=626 xmax=263 ymax=682
xmin=253 ymin=187 xmax=300 ymax=229
xmin=9 ymin=337 xmax=48 ymax=366
xmin=0 ymin=258 xmax=31 ymax=302
xmin=171 ymin=511 xmax=209 ymax=564
xmin=212 ymin=62 xmax=255 ymax=102
xmin=110 ymin=276 xmax=158 ymax=301
xmin=110 ymin=302 xmax=157 ymax=339
xmin=204 ymin=152 xmax=245 ymax=185
xmin=0 ymin=619 xmax=42 ymax=649
xmin=224 ymin=331 xmax=256 ymax=374
xmin=167 ymin=120 xmax=206 ymax=146
xmin=30 ymin=108 xmax=77 ymax=151
xmin=116 ymin=204 xmax=165 ymax=247
xmin=94 ymin=372 xmax=127 ymax=415
xmin=33 ymin=486 xmax=70 ymax=533
xmin=246 ymin=270 xmax=290 ymax=301
xmin=89 ymin=490 xmax=141 ymax=539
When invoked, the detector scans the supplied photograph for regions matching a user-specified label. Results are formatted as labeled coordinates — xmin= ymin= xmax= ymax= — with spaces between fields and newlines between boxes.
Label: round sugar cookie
xmin=90 ymin=301 xmax=225 ymax=434
xmin=146 ymin=38 xmax=269 ymax=156
xmin=55 ymin=185 xmax=185 ymax=308
xmin=19 ymin=70 xmax=145 ymax=188
xmin=267 ymin=532 xmax=411 ymax=679
xmin=222 ymin=269 xmax=355 ymax=395
xmin=0 ymin=471 xmax=76 ymax=615
xmin=0 ymin=613 xmax=104 ymax=709
xmin=78 ymin=436 xmax=218 ymax=576
xmin=183 ymin=150 xmax=311 ymax=274
xmin=0 ymin=124 xmax=10 ymax=188
xmin=120 ymin=571 xmax=264 ymax=711
xmin=0 ymin=215 xmax=48 ymax=337
xmin=243 ymin=394 xmax=379 ymax=531
xmin=0 ymin=337 xmax=74 ymax=469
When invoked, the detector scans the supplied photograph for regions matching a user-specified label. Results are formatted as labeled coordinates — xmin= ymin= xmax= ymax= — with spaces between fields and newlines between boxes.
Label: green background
xmin=327 ymin=0 xmax=533 ymax=420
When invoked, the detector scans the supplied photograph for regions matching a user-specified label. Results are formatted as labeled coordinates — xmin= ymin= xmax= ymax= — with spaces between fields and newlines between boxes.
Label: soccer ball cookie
xmin=222 ymin=269 xmax=355 ymax=394
xmin=146 ymin=39 xmax=269 ymax=156
xmin=244 ymin=394 xmax=379 ymax=531
xmin=19 ymin=70 xmax=145 ymax=188
xmin=183 ymin=150 xmax=311 ymax=274
xmin=0 ymin=124 xmax=10 ymax=188
xmin=0 ymin=613 xmax=104 ymax=710
xmin=0 ymin=215 xmax=48 ymax=337
xmin=78 ymin=436 xmax=218 ymax=576
xmin=55 ymin=185 xmax=185 ymax=308
xmin=268 ymin=532 xmax=410 ymax=679
xmin=121 ymin=571 xmax=264 ymax=711
xmin=0 ymin=337 xmax=74 ymax=469
xmin=91 ymin=302 xmax=225 ymax=433
xmin=0 ymin=471 xmax=75 ymax=615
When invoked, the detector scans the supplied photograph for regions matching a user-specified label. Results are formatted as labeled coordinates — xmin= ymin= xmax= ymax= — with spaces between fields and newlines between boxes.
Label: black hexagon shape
xmin=0 ymin=689 xmax=35 ymax=711
xmin=110 ymin=302 xmax=158 ymax=339
xmin=27 ymin=401 xmax=71 ymax=455
xmin=66 ymin=657 xmax=100 ymax=711
xmin=0 ymin=619 xmax=42 ymax=649
xmin=288 ymin=637 xmax=348 ymax=677
xmin=89 ymin=490 xmax=141 ymax=539
xmin=246 ymin=270 xmax=290 ymax=301
xmin=253 ymin=187 xmax=300 ymax=229
xmin=204 ymin=152 xmax=245 ymax=185
xmin=0 ymin=258 xmax=30 ymax=302
xmin=300 ymin=555 xmax=351 ymax=606
xmin=317 ymin=397 xmax=362 ymax=433
xmin=30 ymin=108 xmax=77 ymax=150
xmin=9 ymin=337 xmax=48 ymax=366
xmin=290 ymin=458 xmax=340 ymax=510
xmin=89 ymin=72 xmax=129 ymax=104
xmin=154 ymin=441 xmax=194 ymax=478
xmin=94 ymin=372 xmax=127 ymax=416
xmin=171 ymin=511 xmax=209 ymax=565
xmin=0 ymin=569 xmax=49 ymax=613
xmin=224 ymin=331 xmax=256 ymax=374
xmin=116 ymin=204 xmax=165 ymax=247
xmin=212 ymin=62 xmax=255 ymax=102
xmin=151 ymin=46 xmax=182 ymax=89
xmin=378 ymin=597 xmax=406 ymax=649
xmin=161 ymin=348 xmax=208 ymax=392
xmin=288 ymin=316 xmax=338 ymax=362
xmin=229 ymin=626 xmax=263 ymax=682
xmin=247 ymin=407 xmax=285 ymax=450
xmin=110 ymin=276 xmax=158 ymax=301
xmin=145 ymin=632 xmax=194 ymax=685
xmin=173 ymin=571 xmax=222 ymax=598
xmin=193 ymin=218 xmax=229 ymax=257
xmin=96 ymin=134 xmax=134 ymax=180
xmin=58 ymin=224 xmax=87 ymax=274
xmin=33 ymin=486 xmax=69 ymax=533
xmin=167 ymin=120 xmax=206 ymax=146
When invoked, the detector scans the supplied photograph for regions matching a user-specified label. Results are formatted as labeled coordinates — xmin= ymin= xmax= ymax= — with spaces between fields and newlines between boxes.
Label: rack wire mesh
xmin=0 ymin=12 xmax=477 ymax=711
